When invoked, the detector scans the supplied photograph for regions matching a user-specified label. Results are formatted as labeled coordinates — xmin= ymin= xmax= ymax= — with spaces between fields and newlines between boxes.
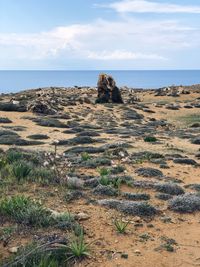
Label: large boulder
xmin=96 ymin=74 xmax=123 ymax=104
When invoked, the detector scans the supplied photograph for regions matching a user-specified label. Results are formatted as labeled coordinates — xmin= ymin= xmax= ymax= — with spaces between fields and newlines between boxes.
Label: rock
xmin=96 ymin=74 xmax=123 ymax=104
xmin=173 ymin=158 xmax=198 ymax=165
xmin=135 ymin=167 xmax=163 ymax=177
xmin=8 ymin=247 xmax=19 ymax=253
xmin=75 ymin=212 xmax=90 ymax=221
xmin=134 ymin=250 xmax=141 ymax=255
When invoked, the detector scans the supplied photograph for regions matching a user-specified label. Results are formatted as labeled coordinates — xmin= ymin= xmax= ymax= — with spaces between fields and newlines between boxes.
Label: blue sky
xmin=0 ymin=0 xmax=200 ymax=70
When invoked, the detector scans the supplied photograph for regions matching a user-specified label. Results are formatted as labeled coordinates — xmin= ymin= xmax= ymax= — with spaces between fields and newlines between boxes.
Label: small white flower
xmin=43 ymin=161 xmax=49 ymax=167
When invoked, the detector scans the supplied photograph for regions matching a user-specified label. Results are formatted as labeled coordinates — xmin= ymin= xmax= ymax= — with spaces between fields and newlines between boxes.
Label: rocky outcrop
xmin=96 ymin=74 xmax=123 ymax=104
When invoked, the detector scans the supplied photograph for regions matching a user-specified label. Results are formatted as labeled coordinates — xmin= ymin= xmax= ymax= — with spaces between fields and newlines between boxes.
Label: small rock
xmin=75 ymin=212 xmax=90 ymax=221
xmin=121 ymin=253 xmax=128 ymax=259
xmin=134 ymin=249 xmax=141 ymax=255
xmin=8 ymin=247 xmax=19 ymax=253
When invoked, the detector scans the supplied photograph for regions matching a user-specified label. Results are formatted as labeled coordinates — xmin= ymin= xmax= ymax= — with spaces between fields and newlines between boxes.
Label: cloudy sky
xmin=0 ymin=0 xmax=200 ymax=70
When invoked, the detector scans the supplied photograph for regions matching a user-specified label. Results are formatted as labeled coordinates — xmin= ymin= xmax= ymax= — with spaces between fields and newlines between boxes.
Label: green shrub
xmin=6 ymin=150 xmax=23 ymax=163
xmin=0 ymin=195 xmax=52 ymax=227
xmin=12 ymin=161 xmax=32 ymax=182
xmin=144 ymin=136 xmax=157 ymax=143
xmin=81 ymin=152 xmax=91 ymax=161
xmin=97 ymin=167 xmax=110 ymax=177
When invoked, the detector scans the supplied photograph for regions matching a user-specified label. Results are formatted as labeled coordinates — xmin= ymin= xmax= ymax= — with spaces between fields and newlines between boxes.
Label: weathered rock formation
xmin=96 ymin=74 xmax=123 ymax=104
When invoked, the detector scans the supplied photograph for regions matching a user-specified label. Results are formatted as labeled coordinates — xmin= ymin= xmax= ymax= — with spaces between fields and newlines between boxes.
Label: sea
xmin=0 ymin=70 xmax=199 ymax=94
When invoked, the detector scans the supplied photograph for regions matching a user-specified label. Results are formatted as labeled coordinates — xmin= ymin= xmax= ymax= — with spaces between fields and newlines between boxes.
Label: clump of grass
xmin=68 ymin=233 xmax=90 ymax=260
xmin=114 ymin=218 xmax=129 ymax=234
xmin=97 ymin=167 xmax=110 ymax=177
xmin=12 ymin=161 xmax=32 ymax=182
xmin=99 ymin=176 xmax=122 ymax=190
xmin=0 ymin=157 xmax=7 ymax=169
xmin=54 ymin=212 xmax=75 ymax=230
xmin=32 ymin=167 xmax=55 ymax=185
xmin=6 ymin=150 xmax=23 ymax=164
xmin=0 ymin=226 xmax=16 ymax=244
xmin=99 ymin=176 xmax=110 ymax=186
xmin=144 ymin=136 xmax=157 ymax=143
xmin=0 ymin=195 xmax=52 ymax=227
xmin=81 ymin=152 xmax=91 ymax=161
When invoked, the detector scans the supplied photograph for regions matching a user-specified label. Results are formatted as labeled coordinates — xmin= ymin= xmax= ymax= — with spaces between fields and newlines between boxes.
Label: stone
xmin=75 ymin=212 xmax=90 ymax=221
xmin=96 ymin=74 xmax=123 ymax=104
xmin=8 ymin=247 xmax=19 ymax=253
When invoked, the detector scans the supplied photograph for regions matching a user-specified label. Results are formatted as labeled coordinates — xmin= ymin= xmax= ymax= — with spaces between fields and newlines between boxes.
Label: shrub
xmin=0 ymin=195 xmax=52 ymax=227
xmin=81 ymin=152 xmax=91 ymax=161
xmin=12 ymin=161 xmax=32 ymax=182
xmin=6 ymin=150 xmax=23 ymax=163
xmin=97 ymin=167 xmax=110 ymax=177
xmin=144 ymin=136 xmax=157 ymax=143
xmin=110 ymin=165 xmax=125 ymax=174
xmin=32 ymin=168 xmax=55 ymax=185
xmin=168 ymin=193 xmax=200 ymax=213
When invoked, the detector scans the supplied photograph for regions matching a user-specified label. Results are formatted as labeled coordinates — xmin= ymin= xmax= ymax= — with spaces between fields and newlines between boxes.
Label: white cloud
xmin=0 ymin=16 xmax=199 ymax=68
xmin=104 ymin=0 xmax=200 ymax=14
xmin=88 ymin=50 xmax=166 ymax=60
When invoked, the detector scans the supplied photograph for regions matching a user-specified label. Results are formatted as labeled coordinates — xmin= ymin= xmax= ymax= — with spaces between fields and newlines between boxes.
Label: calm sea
xmin=0 ymin=70 xmax=199 ymax=93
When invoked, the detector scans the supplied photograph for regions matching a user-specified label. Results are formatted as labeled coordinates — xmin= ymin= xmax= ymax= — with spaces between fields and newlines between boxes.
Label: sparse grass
xmin=114 ymin=218 xmax=129 ymax=234
xmin=174 ymin=113 xmax=200 ymax=127
xmin=0 ymin=226 xmax=16 ymax=243
xmin=32 ymin=167 xmax=55 ymax=185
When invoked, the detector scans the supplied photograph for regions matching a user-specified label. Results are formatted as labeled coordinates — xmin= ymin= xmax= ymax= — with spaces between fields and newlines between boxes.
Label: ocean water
xmin=0 ymin=70 xmax=200 ymax=93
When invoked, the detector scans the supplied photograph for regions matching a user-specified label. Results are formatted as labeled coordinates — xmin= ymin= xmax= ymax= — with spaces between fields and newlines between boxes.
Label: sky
xmin=0 ymin=0 xmax=200 ymax=70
